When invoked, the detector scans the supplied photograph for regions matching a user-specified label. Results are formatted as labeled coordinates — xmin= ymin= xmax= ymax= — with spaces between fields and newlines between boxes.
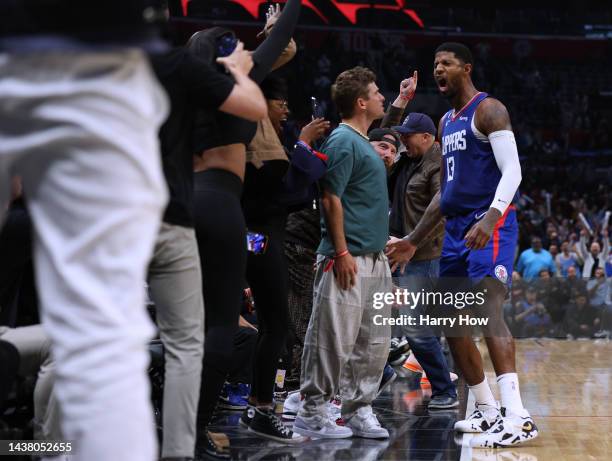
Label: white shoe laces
xmin=358 ymin=410 xmax=382 ymax=429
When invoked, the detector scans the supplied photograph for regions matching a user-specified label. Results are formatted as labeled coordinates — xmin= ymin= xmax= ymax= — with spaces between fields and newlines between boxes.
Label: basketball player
xmin=386 ymin=42 xmax=538 ymax=448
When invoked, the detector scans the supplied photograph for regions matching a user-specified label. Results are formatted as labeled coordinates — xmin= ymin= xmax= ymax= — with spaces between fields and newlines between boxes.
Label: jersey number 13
xmin=446 ymin=156 xmax=455 ymax=182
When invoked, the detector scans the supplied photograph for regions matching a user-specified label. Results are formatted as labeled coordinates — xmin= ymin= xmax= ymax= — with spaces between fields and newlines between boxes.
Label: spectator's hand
xmin=385 ymin=237 xmax=417 ymax=274
xmin=398 ymin=71 xmax=418 ymax=101
xmin=216 ymin=41 xmax=253 ymax=76
xmin=602 ymin=228 xmax=609 ymax=238
xmin=239 ymin=315 xmax=258 ymax=332
xmin=257 ymin=3 xmax=281 ymax=38
xmin=465 ymin=210 xmax=500 ymax=250
xmin=333 ymin=252 xmax=358 ymax=290
xmin=580 ymin=229 xmax=587 ymax=237
xmin=299 ymin=118 xmax=330 ymax=145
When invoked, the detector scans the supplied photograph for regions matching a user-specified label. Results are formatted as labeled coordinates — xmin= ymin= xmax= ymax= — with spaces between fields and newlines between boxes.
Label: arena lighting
xmin=181 ymin=0 xmax=326 ymax=22
xmin=181 ymin=1 xmax=424 ymax=28
xmin=328 ymin=0 xmax=424 ymax=28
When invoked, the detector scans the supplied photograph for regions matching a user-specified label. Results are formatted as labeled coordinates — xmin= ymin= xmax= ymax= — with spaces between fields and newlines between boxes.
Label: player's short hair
xmin=435 ymin=42 xmax=473 ymax=65
xmin=331 ymin=66 xmax=376 ymax=119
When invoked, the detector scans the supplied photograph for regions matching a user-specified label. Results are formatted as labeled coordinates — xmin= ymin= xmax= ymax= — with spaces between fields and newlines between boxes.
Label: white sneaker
xmin=282 ymin=391 xmax=302 ymax=420
xmin=454 ymin=403 xmax=501 ymax=433
xmin=327 ymin=395 xmax=342 ymax=421
xmin=282 ymin=392 xmax=341 ymax=422
xmin=470 ymin=408 xmax=539 ymax=448
xmin=293 ymin=413 xmax=353 ymax=439
xmin=345 ymin=406 xmax=389 ymax=439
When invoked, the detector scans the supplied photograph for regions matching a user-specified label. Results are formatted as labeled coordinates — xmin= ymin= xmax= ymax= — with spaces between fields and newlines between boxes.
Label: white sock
xmin=469 ymin=377 xmax=496 ymax=408
xmin=497 ymin=373 xmax=525 ymax=414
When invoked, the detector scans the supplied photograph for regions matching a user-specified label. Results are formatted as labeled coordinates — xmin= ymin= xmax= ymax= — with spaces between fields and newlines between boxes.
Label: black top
xmin=243 ymin=142 xmax=327 ymax=227
xmin=0 ymin=0 xmax=165 ymax=43
xmin=192 ymin=0 xmax=301 ymax=152
xmin=151 ymin=48 xmax=234 ymax=227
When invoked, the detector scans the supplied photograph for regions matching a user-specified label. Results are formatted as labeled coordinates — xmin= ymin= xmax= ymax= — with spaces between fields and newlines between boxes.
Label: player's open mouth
xmin=436 ymin=77 xmax=448 ymax=92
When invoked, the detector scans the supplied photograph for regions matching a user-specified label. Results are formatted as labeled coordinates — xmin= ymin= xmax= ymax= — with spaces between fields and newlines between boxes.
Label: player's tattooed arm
xmin=386 ymin=191 xmax=443 ymax=273
xmin=474 ymin=98 xmax=512 ymax=135
xmin=465 ymin=98 xmax=514 ymax=249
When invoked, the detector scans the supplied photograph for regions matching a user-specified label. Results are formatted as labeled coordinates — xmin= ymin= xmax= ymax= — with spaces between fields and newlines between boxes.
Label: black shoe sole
xmin=218 ymin=402 xmax=248 ymax=411
xmin=239 ymin=418 xmax=251 ymax=428
xmin=247 ymin=426 xmax=305 ymax=444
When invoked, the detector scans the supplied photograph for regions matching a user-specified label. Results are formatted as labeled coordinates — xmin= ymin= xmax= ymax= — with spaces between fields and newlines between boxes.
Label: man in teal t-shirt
xmin=295 ymin=67 xmax=392 ymax=440
xmin=317 ymin=124 xmax=389 ymax=257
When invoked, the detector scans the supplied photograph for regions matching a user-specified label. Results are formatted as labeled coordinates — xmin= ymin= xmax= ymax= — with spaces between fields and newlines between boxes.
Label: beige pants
xmin=300 ymin=252 xmax=392 ymax=419
xmin=0 ymin=325 xmax=60 ymax=441
xmin=148 ymin=223 xmax=205 ymax=458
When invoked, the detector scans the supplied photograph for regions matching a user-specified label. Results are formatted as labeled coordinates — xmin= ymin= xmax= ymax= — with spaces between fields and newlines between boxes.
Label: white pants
xmin=0 ymin=49 xmax=169 ymax=461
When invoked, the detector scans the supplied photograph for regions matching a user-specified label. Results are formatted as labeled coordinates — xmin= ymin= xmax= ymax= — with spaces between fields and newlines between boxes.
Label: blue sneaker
xmin=219 ymin=382 xmax=248 ymax=410
xmin=377 ymin=364 xmax=397 ymax=397
xmin=237 ymin=382 xmax=251 ymax=400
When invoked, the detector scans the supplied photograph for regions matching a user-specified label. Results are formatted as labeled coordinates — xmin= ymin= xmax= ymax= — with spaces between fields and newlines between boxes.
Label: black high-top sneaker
xmin=248 ymin=407 xmax=306 ymax=444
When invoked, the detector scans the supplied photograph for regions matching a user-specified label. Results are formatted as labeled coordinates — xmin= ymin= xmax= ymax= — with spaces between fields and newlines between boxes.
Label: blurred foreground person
xmin=1 ymin=2 xmax=171 ymax=459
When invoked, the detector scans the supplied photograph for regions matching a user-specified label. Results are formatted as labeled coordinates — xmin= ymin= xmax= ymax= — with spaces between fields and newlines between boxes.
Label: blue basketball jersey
xmin=439 ymin=92 xmax=513 ymax=217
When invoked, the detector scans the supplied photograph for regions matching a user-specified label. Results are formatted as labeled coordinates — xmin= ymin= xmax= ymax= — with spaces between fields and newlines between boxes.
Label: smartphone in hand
xmin=311 ymin=96 xmax=325 ymax=119
xmin=246 ymin=231 xmax=269 ymax=254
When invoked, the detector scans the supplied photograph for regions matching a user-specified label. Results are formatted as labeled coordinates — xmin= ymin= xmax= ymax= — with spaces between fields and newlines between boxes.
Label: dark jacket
xmin=382 ymin=104 xmax=445 ymax=262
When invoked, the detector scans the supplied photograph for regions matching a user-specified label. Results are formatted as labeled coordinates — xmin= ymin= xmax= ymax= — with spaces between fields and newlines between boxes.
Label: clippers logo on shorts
xmin=494 ymin=265 xmax=508 ymax=284
xmin=442 ymin=130 xmax=467 ymax=155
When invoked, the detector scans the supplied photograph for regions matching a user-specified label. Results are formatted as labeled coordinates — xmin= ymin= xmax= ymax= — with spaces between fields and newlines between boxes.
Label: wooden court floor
xmin=461 ymin=338 xmax=612 ymax=461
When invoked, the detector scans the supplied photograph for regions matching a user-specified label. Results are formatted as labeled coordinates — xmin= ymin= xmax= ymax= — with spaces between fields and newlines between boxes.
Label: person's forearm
xmin=321 ymin=192 xmax=348 ymax=253
xmin=404 ymin=191 xmax=443 ymax=246
xmin=516 ymin=307 xmax=535 ymax=322
xmin=271 ymin=39 xmax=296 ymax=71
xmin=380 ymin=103 xmax=407 ymax=129
xmin=221 ymin=71 xmax=267 ymax=121
xmin=579 ymin=235 xmax=588 ymax=258
xmin=250 ymin=0 xmax=301 ymax=83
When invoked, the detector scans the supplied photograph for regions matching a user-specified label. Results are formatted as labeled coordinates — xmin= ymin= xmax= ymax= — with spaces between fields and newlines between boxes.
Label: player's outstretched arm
xmin=385 ymin=191 xmax=443 ymax=273
xmin=464 ymin=98 xmax=522 ymax=249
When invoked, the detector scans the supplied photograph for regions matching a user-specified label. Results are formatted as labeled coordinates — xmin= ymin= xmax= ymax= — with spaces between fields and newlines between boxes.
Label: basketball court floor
xmin=205 ymin=339 xmax=611 ymax=460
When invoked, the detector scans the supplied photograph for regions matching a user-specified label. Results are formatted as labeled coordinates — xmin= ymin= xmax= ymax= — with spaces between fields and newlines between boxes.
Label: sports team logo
xmin=494 ymin=265 xmax=508 ymax=283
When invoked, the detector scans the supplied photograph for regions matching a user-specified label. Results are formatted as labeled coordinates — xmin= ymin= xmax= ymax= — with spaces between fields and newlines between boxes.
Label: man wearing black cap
xmin=385 ymin=112 xmax=459 ymax=409
xmin=368 ymin=128 xmax=401 ymax=170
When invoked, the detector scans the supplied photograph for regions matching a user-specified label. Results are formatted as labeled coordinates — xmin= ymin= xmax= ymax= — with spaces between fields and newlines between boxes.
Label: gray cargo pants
xmin=299 ymin=252 xmax=392 ymax=420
